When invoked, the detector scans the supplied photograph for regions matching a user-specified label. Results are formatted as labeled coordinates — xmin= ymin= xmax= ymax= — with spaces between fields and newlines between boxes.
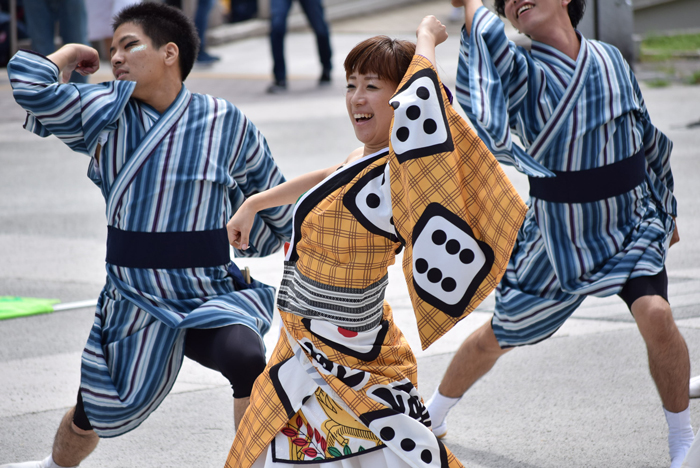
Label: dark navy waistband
xmin=528 ymin=149 xmax=646 ymax=204
xmin=106 ymin=226 xmax=230 ymax=269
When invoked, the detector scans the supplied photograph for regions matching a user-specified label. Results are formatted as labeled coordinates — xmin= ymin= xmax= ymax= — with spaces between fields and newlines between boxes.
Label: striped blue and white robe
xmin=457 ymin=8 xmax=676 ymax=346
xmin=8 ymin=50 xmax=293 ymax=436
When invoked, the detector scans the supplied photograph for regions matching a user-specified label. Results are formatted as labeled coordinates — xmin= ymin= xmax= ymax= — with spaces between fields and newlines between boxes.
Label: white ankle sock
xmin=665 ymin=407 xmax=695 ymax=468
xmin=426 ymin=388 xmax=461 ymax=427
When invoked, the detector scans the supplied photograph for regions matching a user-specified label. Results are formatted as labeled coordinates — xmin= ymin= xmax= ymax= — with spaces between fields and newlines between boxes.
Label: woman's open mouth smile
xmin=354 ymin=113 xmax=374 ymax=123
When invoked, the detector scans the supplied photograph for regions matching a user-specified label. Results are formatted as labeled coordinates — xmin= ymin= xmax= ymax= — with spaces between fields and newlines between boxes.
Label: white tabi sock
xmin=665 ymin=407 xmax=695 ymax=468
xmin=426 ymin=388 xmax=461 ymax=429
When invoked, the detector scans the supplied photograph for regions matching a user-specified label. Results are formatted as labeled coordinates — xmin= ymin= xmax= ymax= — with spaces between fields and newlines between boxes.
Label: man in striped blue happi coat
xmin=5 ymin=3 xmax=292 ymax=468
xmin=426 ymin=1 xmax=693 ymax=466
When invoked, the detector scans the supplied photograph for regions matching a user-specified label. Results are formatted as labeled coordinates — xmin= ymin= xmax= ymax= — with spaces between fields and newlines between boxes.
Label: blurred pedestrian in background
xmin=0 ymin=0 xmax=29 ymax=67
xmin=163 ymin=0 xmax=221 ymax=65
xmin=228 ymin=0 xmax=257 ymax=23
xmin=22 ymin=0 xmax=89 ymax=82
xmin=85 ymin=0 xmax=141 ymax=59
xmin=267 ymin=0 xmax=332 ymax=93
xmin=194 ymin=0 xmax=220 ymax=65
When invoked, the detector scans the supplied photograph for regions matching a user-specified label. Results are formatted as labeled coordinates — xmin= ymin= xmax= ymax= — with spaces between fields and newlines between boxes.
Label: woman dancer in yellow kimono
xmin=225 ymin=16 xmax=527 ymax=468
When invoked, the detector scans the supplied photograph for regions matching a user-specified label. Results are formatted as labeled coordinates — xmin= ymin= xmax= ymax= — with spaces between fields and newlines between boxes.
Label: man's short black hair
xmin=493 ymin=0 xmax=587 ymax=28
xmin=113 ymin=3 xmax=199 ymax=81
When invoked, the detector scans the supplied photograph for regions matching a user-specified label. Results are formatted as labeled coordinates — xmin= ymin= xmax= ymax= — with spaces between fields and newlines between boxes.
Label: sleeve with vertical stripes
xmin=228 ymin=108 xmax=293 ymax=258
xmin=628 ymin=68 xmax=677 ymax=217
xmin=456 ymin=7 xmax=552 ymax=177
xmin=8 ymin=50 xmax=135 ymax=157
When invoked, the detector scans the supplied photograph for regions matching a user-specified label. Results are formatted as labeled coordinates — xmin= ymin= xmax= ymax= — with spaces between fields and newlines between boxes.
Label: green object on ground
xmin=640 ymin=33 xmax=700 ymax=62
xmin=0 ymin=296 xmax=60 ymax=320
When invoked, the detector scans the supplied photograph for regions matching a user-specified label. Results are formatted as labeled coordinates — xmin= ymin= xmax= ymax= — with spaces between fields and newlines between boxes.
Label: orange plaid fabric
xmin=293 ymin=166 xmax=400 ymax=290
xmin=389 ymin=56 xmax=527 ymax=349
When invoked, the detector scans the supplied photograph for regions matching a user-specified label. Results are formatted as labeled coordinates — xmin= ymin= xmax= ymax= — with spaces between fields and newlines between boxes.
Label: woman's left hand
xmin=227 ymin=200 xmax=257 ymax=250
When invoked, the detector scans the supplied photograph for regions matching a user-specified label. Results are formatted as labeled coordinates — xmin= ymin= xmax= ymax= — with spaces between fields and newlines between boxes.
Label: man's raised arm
xmin=8 ymin=46 xmax=135 ymax=156
xmin=452 ymin=0 xmax=484 ymax=34
xmin=47 ymin=44 xmax=101 ymax=83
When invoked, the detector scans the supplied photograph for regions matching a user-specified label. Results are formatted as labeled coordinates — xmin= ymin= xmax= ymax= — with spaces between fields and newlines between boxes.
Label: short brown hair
xmin=344 ymin=36 xmax=416 ymax=86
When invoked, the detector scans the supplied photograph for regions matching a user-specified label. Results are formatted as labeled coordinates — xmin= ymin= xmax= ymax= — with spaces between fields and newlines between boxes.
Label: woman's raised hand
xmin=415 ymin=15 xmax=448 ymax=65
xmin=416 ymin=15 xmax=448 ymax=47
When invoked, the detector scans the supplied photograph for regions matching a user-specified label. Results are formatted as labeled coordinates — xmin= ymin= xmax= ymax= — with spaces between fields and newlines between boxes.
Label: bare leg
xmin=233 ymin=397 xmax=250 ymax=430
xmin=632 ymin=295 xmax=692 ymax=467
xmin=52 ymin=407 xmax=99 ymax=467
xmin=631 ymin=295 xmax=689 ymax=412
xmin=438 ymin=320 xmax=511 ymax=398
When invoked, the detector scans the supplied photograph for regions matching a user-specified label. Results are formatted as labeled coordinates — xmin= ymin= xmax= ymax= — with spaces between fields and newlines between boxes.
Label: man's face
xmin=504 ymin=0 xmax=570 ymax=39
xmin=110 ymin=23 xmax=164 ymax=99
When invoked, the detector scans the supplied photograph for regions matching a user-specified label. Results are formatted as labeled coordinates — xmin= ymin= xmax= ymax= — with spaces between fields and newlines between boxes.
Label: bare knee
xmin=58 ymin=407 xmax=97 ymax=441
xmin=632 ymin=298 xmax=678 ymax=344
xmin=69 ymin=421 xmax=96 ymax=438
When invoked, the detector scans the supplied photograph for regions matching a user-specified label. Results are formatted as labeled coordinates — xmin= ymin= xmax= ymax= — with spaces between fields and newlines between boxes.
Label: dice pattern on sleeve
xmin=390 ymin=69 xmax=454 ymax=163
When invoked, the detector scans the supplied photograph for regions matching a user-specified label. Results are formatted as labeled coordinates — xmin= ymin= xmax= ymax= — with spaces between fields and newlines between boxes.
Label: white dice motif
xmin=354 ymin=164 xmax=395 ymax=237
xmin=344 ymin=163 xmax=398 ymax=242
xmin=364 ymin=412 xmax=445 ymax=468
xmin=413 ymin=213 xmax=487 ymax=307
xmin=390 ymin=74 xmax=450 ymax=159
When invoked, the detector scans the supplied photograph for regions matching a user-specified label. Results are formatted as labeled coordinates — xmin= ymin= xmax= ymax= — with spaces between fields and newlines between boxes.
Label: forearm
xmin=416 ymin=32 xmax=438 ymax=67
xmin=46 ymin=44 xmax=99 ymax=82
xmin=463 ymin=0 xmax=484 ymax=34
xmin=416 ymin=15 xmax=449 ymax=66
xmin=228 ymin=165 xmax=335 ymax=250
xmin=245 ymin=166 xmax=336 ymax=212
xmin=47 ymin=47 xmax=76 ymax=75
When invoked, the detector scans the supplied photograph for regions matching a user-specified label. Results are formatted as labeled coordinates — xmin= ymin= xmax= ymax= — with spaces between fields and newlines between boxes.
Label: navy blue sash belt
xmin=106 ymin=226 xmax=231 ymax=269
xmin=528 ymin=149 xmax=646 ymax=204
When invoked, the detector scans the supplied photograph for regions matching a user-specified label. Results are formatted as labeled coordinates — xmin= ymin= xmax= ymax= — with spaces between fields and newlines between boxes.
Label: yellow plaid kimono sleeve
xmin=388 ymin=55 xmax=527 ymax=350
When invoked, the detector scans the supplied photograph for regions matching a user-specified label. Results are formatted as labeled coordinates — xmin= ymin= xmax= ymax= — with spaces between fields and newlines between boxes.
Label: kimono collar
xmin=530 ymin=30 xmax=586 ymax=72
xmin=357 ymin=147 xmax=390 ymax=165
xmin=106 ymin=84 xmax=193 ymax=225
xmin=525 ymin=34 xmax=592 ymax=161
xmin=139 ymin=83 xmax=189 ymax=117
